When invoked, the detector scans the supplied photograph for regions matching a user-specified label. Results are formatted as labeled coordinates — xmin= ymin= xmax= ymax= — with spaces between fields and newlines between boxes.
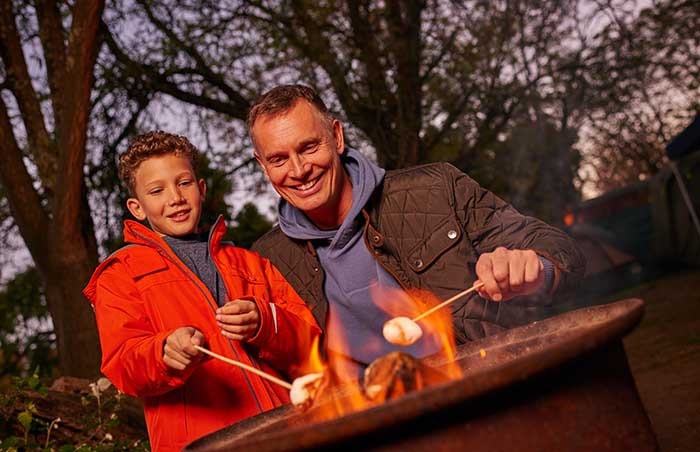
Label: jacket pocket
xmin=407 ymin=217 xmax=463 ymax=273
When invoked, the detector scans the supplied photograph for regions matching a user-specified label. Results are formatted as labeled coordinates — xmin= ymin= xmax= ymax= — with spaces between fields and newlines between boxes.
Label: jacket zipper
xmin=207 ymin=224 xmax=276 ymax=410
xmin=130 ymin=225 xmax=265 ymax=413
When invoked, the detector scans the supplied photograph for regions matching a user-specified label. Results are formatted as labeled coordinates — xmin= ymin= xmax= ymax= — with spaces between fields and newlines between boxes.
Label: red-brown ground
xmin=615 ymin=268 xmax=700 ymax=452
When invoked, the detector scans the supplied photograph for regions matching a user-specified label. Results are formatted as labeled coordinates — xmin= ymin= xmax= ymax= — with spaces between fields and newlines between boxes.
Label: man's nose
xmin=289 ymin=153 xmax=310 ymax=178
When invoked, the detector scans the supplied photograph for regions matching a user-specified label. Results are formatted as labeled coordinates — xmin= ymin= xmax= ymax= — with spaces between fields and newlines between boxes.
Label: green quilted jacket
xmin=252 ymin=162 xmax=585 ymax=342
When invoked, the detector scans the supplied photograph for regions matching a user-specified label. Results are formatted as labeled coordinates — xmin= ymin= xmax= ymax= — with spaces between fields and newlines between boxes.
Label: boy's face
xmin=126 ymin=154 xmax=206 ymax=237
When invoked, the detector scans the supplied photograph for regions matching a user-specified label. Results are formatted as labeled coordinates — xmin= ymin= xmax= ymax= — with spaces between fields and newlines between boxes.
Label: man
xmin=249 ymin=84 xmax=585 ymax=379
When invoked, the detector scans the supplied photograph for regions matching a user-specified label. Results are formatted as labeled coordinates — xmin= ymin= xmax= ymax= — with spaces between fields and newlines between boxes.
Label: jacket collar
xmin=122 ymin=215 xmax=227 ymax=250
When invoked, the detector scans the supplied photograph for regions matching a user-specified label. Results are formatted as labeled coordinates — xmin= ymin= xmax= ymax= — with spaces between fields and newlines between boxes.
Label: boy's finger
xmin=217 ymin=310 xmax=258 ymax=325
xmin=216 ymin=299 xmax=255 ymax=315
xmin=220 ymin=323 xmax=257 ymax=335
xmin=191 ymin=330 xmax=205 ymax=346
xmin=163 ymin=348 xmax=191 ymax=369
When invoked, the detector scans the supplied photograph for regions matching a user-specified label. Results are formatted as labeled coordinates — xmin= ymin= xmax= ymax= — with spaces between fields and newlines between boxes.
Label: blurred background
xmin=0 ymin=0 xmax=698 ymax=449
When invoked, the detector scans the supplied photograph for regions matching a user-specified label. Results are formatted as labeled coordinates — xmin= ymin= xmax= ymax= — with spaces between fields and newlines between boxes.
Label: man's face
xmin=126 ymin=154 xmax=206 ymax=237
xmin=252 ymin=100 xmax=352 ymax=229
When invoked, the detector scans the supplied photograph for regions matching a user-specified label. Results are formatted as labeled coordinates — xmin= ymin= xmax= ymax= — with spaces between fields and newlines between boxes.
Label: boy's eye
xmin=179 ymin=179 xmax=194 ymax=187
xmin=148 ymin=188 xmax=163 ymax=195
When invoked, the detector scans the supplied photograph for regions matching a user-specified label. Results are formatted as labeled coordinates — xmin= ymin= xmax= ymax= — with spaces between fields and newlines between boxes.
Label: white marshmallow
xmin=382 ymin=316 xmax=423 ymax=346
xmin=290 ymin=372 xmax=324 ymax=410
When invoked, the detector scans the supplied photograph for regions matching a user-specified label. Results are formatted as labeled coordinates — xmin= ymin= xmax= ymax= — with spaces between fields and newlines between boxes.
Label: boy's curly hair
xmin=119 ymin=131 xmax=200 ymax=196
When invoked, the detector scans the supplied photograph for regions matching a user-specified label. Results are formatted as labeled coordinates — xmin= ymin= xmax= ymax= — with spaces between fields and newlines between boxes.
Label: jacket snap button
xmin=414 ymin=259 xmax=423 ymax=268
xmin=447 ymin=230 xmax=458 ymax=239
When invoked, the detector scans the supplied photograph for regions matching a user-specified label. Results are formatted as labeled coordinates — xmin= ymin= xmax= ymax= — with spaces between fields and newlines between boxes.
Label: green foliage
xmin=198 ymin=154 xmax=235 ymax=231
xmin=0 ymin=374 xmax=149 ymax=451
xmin=0 ymin=269 xmax=57 ymax=381
xmin=226 ymin=202 xmax=273 ymax=249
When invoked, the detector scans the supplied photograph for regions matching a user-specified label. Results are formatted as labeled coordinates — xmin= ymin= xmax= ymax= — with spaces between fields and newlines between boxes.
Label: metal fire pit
xmin=185 ymin=298 xmax=658 ymax=451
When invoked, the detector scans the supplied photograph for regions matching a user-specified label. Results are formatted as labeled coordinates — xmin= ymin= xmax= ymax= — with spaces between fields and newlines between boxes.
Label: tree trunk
xmin=44 ymin=267 xmax=101 ymax=378
xmin=0 ymin=0 xmax=105 ymax=377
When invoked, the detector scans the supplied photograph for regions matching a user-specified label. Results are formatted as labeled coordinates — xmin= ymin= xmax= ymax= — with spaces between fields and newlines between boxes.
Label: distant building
xmin=565 ymin=116 xmax=700 ymax=297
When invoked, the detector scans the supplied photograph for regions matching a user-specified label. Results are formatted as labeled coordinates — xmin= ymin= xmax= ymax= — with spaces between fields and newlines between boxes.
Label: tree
xmin=103 ymin=0 xmax=590 ymax=209
xmin=0 ymin=268 xmax=56 ymax=382
xmin=0 ymin=1 xmax=105 ymax=377
xmin=227 ymin=202 xmax=273 ymax=249
xmin=580 ymin=0 xmax=700 ymax=192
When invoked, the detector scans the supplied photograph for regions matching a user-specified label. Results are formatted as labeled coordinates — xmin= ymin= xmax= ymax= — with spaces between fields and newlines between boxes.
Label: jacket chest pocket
xmin=124 ymin=254 xmax=189 ymax=290
xmin=407 ymin=217 xmax=469 ymax=273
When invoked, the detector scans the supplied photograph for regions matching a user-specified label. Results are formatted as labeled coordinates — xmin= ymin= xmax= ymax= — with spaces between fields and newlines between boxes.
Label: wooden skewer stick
xmin=194 ymin=345 xmax=292 ymax=390
xmin=413 ymin=281 xmax=485 ymax=322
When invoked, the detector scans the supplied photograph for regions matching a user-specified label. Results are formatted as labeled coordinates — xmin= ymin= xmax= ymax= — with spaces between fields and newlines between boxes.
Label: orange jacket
xmin=83 ymin=218 xmax=320 ymax=452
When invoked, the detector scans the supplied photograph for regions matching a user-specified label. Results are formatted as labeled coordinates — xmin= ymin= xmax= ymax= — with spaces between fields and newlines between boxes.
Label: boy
xmin=83 ymin=131 xmax=320 ymax=452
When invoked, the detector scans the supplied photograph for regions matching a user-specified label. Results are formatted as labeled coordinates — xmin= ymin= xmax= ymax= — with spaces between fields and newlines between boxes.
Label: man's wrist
xmin=537 ymin=255 xmax=555 ymax=294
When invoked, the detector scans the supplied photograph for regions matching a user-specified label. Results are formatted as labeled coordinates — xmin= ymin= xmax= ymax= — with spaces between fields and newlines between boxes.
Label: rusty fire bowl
xmin=185 ymin=298 xmax=658 ymax=451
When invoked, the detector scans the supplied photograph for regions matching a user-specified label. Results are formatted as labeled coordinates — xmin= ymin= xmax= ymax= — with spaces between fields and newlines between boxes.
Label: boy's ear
xmin=126 ymin=197 xmax=147 ymax=221
xmin=198 ymin=178 xmax=206 ymax=200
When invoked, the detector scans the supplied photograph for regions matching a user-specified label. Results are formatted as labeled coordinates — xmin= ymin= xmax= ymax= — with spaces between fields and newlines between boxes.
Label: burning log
xmin=362 ymin=351 xmax=450 ymax=403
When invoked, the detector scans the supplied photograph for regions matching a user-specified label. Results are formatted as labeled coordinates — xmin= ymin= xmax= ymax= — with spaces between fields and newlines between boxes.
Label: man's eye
xmin=303 ymin=143 xmax=319 ymax=153
xmin=268 ymin=157 xmax=286 ymax=166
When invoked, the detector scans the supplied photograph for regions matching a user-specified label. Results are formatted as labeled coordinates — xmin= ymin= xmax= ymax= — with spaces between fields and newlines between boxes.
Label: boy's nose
xmin=168 ymin=188 xmax=185 ymax=205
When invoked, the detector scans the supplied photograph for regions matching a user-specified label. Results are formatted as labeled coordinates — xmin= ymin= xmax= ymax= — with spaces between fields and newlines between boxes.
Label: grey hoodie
xmin=278 ymin=148 xmax=443 ymax=380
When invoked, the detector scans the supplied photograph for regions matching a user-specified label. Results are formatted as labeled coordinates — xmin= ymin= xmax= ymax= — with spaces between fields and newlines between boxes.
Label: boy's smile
xmin=126 ymin=154 xmax=206 ymax=237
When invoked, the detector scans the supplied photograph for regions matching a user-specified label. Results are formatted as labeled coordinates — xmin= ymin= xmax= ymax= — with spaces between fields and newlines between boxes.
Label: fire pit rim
xmin=185 ymin=298 xmax=645 ymax=452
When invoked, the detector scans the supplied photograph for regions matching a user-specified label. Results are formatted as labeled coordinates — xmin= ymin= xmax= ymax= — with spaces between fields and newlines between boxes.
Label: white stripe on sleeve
xmin=269 ymin=303 xmax=278 ymax=334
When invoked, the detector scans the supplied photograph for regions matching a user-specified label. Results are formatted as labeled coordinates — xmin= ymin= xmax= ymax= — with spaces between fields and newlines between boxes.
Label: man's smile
xmin=292 ymin=176 xmax=321 ymax=193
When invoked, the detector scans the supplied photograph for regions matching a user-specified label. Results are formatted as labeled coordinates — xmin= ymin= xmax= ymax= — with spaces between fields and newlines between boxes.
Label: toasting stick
xmin=194 ymin=345 xmax=292 ymax=389
xmin=383 ymin=282 xmax=485 ymax=346
xmin=194 ymin=345 xmax=325 ymax=410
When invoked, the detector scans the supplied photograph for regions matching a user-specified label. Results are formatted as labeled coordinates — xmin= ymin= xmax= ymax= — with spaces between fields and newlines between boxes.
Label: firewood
xmin=361 ymin=351 xmax=449 ymax=403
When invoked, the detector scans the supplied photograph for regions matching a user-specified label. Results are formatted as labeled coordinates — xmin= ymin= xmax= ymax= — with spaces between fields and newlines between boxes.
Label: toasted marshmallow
xmin=382 ymin=316 xmax=423 ymax=346
xmin=290 ymin=372 xmax=324 ymax=410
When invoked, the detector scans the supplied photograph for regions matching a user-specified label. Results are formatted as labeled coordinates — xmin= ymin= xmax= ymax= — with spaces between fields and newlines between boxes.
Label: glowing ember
xmin=362 ymin=351 xmax=449 ymax=402
xmin=382 ymin=316 xmax=423 ymax=346
xmin=290 ymin=372 xmax=325 ymax=411
xmin=291 ymin=286 xmax=464 ymax=420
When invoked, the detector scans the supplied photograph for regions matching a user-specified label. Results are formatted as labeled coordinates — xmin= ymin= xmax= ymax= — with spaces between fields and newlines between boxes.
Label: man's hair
xmin=119 ymin=131 xmax=200 ymax=196
xmin=247 ymin=84 xmax=330 ymax=132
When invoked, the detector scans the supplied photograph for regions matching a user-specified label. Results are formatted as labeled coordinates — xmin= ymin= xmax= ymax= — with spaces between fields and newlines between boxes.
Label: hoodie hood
xmin=278 ymin=147 xmax=385 ymax=248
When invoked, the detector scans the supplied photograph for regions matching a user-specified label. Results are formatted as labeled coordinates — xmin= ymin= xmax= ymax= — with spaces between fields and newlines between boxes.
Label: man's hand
xmin=163 ymin=327 xmax=205 ymax=370
xmin=216 ymin=298 xmax=261 ymax=341
xmin=475 ymin=247 xmax=544 ymax=302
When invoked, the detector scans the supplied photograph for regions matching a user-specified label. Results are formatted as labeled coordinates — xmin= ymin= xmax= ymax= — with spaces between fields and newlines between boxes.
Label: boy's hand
xmin=163 ymin=327 xmax=205 ymax=370
xmin=216 ymin=299 xmax=260 ymax=341
xmin=475 ymin=247 xmax=545 ymax=302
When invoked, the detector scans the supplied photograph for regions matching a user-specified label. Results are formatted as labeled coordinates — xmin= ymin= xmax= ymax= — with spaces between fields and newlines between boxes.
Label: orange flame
xmin=296 ymin=284 xmax=464 ymax=421
xmin=374 ymin=285 xmax=463 ymax=379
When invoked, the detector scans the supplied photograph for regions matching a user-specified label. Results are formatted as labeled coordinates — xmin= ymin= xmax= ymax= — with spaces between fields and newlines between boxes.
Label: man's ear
xmin=254 ymin=153 xmax=270 ymax=179
xmin=332 ymin=119 xmax=344 ymax=154
xmin=126 ymin=197 xmax=147 ymax=221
